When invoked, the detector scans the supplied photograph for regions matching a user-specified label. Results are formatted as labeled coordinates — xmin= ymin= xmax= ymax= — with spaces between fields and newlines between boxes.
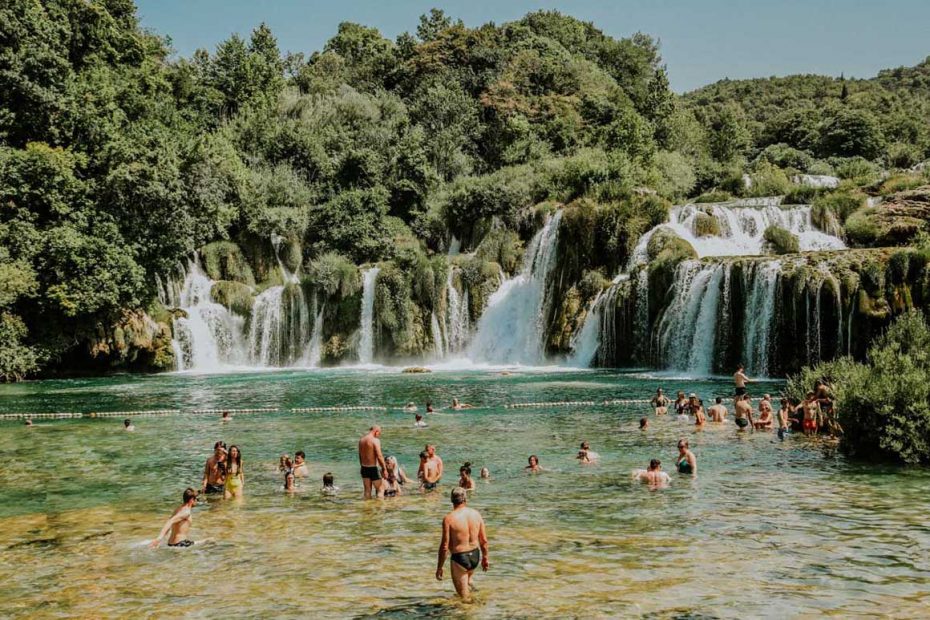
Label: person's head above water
xmin=415 ymin=414 xmax=423 ymax=421
xmin=385 ymin=455 xmax=398 ymax=469
xmin=528 ymin=455 xmax=539 ymax=467
xmin=370 ymin=425 xmax=381 ymax=437
xmin=323 ymin=472 xmax=334 ymax=487
xmin=480 ymin=467 xmax=490 ymax=479
xmin=222 ymin=411 xmax=230 ymax=418
xmin=213 ymin=441 xmax=227 ymax=457
xmin=124 ymin=419 xmax=132 ymax=427
xmin=656 ymin=387 xmax=663 ymax=394
xmin=580 ymin=441 xmax=589 ymax=450
xmin=426 ymin=444 xmax=436 ymax=456
xmin=460 ymin=462 xmax=472 ymax=476
xmin=183 ymin=488 xmax=198 ymax=505
xmin=295 ymin=451 xmax=305 ymax=462
xmin=419 ymin=450 xmax=429 ymax=462
xmin=715 ymin=397 xmax=722 ymax=404
xmin=451 ymin=486 xmax=467 ymax=507
xmin=649 ymin=459 xmax=661 ymax=470
xmin=640 ymin=417 xmax=648 ymax=429
xmin=737 ymin=363 xmax=744 ymax=371
xmin=677 ymin=438 xmax=689 ymax=452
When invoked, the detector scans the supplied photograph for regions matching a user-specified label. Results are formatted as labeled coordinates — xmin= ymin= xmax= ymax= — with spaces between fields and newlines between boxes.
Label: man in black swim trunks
xmin=734 ymin=364 xmax=752 ymax=397
xmin=436 ymin=487 xmax=489 ymax=601
xmin=201 ymin=441 xmax=227 ymax=494
xmin=151 ymin=488 xmax=198 ymax=548
xmin=358 ymin=426 xmax=387 ymax=499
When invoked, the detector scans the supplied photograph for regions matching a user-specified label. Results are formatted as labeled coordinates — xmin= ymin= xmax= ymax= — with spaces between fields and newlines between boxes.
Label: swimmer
xmin=734 ymin=364 xmax=753 ymax=397
xmin=576 ymin=441 xmax=599 ymax=463
xmin=754 ymin=399 xmax=774 ymax=430
xmin=293 ymin=451 xmax=309 ymax=478
xmin=201 ymin=441 xmax=227 ymax=495
xmin=459 ymin=462 xmax=476 ymax=490
xmin=525 ymin=455 xmax=542 ymax=473
xmin=801 ymin=391 xmax=821 ymax=436
xmin=650 ymin=388 xmax=670 ymax=415
xmin=691 ymin=396 xmax=706 ymax=427
xmin=284 ymin=468 xmax=296 ymax=493
xmin=426 ymin=401 xmax=435 ymax=414
xmin=815 ymin=380 xmax=841 ymax=437
xmin=403 ymin=402 xmax=417 ymax=413
xmin=420 ymin=445 xmax=443 ymax=491
xmin=479 ymin=467 xmax=490 ymax=480
xmin=632 ymin=459 xmax=671 ymax=488
xmin=678 ymin=394 xmax=695 ymax=421
xmin=150 ymin=488 xmax=199 ymax=548
xmin=221 ymin=411 xmax=232 ymax=422
xmin=358 ymin=426 xmax=388 ymax=499
xmin=436 ymin=487 xmax=489 ymax=601
xmin=673 ymin=391 xmax=688 ymax=416
xmin=383 ymin=455 xmax=411 ymax=497
xmin=224 ymin=445 xmax=244 ymax=499
xmin=777 ymin=398 xmax=791 ymax=440
xmin=640 ymin=417 xmax=649 ymax=430
xmin=414 ymin=413 xmax=428 ymax=428
xmin=676 ymin=438 xmax=697 ymax=476
xmin=123 ymin=419 xmax=135 ymax=432
xmin=734 ymin=394 xmax=753 ymax=431
xmin=24 ymin=418 xmax=33 ymax=427
xmin=451 ymin=398 xmax=474 ymax=410
xmin=708 ymin=397 xmax=728 ymax=422
xmin=322 ymin=472 xmax=339 ymax=495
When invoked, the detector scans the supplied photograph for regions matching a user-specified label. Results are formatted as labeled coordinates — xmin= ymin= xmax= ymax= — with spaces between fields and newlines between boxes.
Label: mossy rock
xmin=547 ymin=285 xmax=584 ymax=353
xmin=211 ymin=281 xmax=255 ymax=316
xmin=845 ymin=207 xmax=881 ymax=246
xmin=201 ymin=241 xmax=255 ymax=285
xmin=693 ymin=212 xmax=720 ymax=237
xmin=476 ymin=229 xmax=524 ymax=275
xmin=321 ymin=335 xmax=349 ymax=364
xmin=763 ymin=225 xmax=799 ymax=255
xmin=402 ymin=367 xmax=431 ymax=374
xmin=647 ymin=228 xmax=698 ymax=265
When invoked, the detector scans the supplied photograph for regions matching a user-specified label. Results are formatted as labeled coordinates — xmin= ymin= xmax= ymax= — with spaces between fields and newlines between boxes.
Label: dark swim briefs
xmin=735 ymin=386 xmax=747 ymax=396
xmin=451 ymin=547 xmax=481 ymax=571
xmin=735 ymin=417 xmax=749 ymax=428
xmin=360 ymin=465 xmax=381 ymax=481
xmin=204 ymin=483 xmax=224 ymax=494
xmin=168 ymin=539 xmax=194 ymax=548
xmin=423 ymin=481 xmax=438 ymax=491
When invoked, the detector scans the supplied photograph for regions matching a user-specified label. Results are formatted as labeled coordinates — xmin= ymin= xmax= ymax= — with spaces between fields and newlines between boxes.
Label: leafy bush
xmin=693 ymin=191 xmax=732 ymax=203
xmin=783 ymin=184 xmax=821 ymax=205
xmin=831 ymin=156 xmax=881 ymax=182
xmin=763 ymin=225 xmax=799 ymax=254
xmin=789 ymin=311 xmax=930 ymax=463
xmin=755 ymin=143 xmax=814 ymax=172
xmin=0 ymin=313 xmax=39 ymax=382
xmin=744 ymin=161 xmax=792 ymax=197
xmin=693 ymin=212 xmax=720 ymax=237
xmin=305 ymin=252 xmax=360 ymax=298
xmin=844 ymin=207 xmax=880 ymax=246
xmin=886 ymin=142 xmax=924 ymax=169
xmin=879 ymin=174 xmax=926 ymax=195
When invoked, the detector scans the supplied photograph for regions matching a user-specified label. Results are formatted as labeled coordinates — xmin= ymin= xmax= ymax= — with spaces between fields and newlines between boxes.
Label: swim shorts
xmin=735 ymin=417 xmax=749 ymax=428
xmin=451 ymin=547 xmax=481 ymax=571
xmin=168 ymin=540 xmax=194 ymax=548
xmin=360 ymin=466 xmax=381 ymax=481
xmin=204 ymin=483 xmax=224 ymax=494
xmin=423 ymin=481 xmax=438 ymax=491
xmin=803 ymin=419 xmax=816 ymax=431
xmin=735 ymin=386 xmax=747 ymax=396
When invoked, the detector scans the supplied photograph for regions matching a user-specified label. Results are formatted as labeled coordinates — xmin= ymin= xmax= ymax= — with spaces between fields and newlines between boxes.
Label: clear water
xmin=2 ymin=369 xmax=929 ymax=618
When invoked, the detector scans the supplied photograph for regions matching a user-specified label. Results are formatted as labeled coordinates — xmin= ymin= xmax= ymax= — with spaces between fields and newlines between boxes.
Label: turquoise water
xmin=1 ymin=368 xmax=929 ymax=618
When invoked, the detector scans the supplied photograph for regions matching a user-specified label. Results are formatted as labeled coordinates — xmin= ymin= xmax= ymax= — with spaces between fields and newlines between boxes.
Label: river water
xmin=1 ymin=369 xmax=929 ymax=618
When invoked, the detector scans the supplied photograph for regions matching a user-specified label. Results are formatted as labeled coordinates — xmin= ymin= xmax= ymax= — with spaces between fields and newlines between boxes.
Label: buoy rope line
xmin=0 ymin=399 xmax=654 ymax=422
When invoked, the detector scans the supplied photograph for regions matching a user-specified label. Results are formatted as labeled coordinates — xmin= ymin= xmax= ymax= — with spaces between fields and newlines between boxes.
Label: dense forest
xmin=2 ymin=0 xmax=930 ymax=380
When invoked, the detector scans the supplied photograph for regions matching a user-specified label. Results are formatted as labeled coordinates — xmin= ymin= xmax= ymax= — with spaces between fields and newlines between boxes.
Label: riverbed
xmin=1 ymin=368 xmax=928 ymax=618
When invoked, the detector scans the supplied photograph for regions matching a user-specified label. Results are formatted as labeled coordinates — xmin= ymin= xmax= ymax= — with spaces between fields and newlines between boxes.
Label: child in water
xmin=459 ymin=462 xmax=476 ymax=490
xmin=322 ymin=472 xmax=339 ymax=495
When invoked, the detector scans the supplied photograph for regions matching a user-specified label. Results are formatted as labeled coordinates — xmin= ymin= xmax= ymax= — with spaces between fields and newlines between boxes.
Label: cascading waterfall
xmin=468 ymin=212 xmax=562 ymax=364
xmin=168 ymin=260 xmax=247 ymax=371
xmin=568 ymin=290 xmax=603 ymax=367
xmin=742 ymin=260 xmax=781 ymax=376
xmin=430 ymin=312 xmax=445 ymax=358
xmin=302 ymin=293 xmax=325 ymax=367
xmin=443 ymin=268 xmax=470 ymax=355
xmin=358 ymin=267 xmax=380 ymax=364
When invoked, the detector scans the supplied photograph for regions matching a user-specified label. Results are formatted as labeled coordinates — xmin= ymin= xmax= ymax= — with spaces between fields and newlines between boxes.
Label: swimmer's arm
xmin=478 ymin=517 xmax=489 ymax=570
xmin=151 ymin=513 xmax=184 ymax=548
xmin=436 ymin=519 xmax=450 ymax=580
xmin=688 ymin=453 xmax=697 ymax=476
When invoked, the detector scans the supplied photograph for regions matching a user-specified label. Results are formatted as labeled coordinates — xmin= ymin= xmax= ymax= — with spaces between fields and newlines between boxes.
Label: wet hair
xmin=323 ymin=472 xmax=334 ymax=487
xmin=460 ymin=462 xmax=472 ymax=476
xmin=227 ymin=445 xmax=242 ymax=474
xmin=737 ymin=363 xmax=744 ymax=370
xmin=678 ymin=438 xmax=689 ymax=450
xmin=222 ymin=411 xmax=230 ymax=417
xmin=419 ymin=450 xmax=429 ymax=460
xmin=480 ymin=467 xmax=490 ymax=478
xmin=806 ymin=391 xmax=816 ymax=398
xmin=284 ymin=470 xmax=295 ymax=487
xmin=295 ymin=451 xmax=305 ymax=459
xmin=451 ymin=486 xmax=467 ymax=506
xmin=124 ymin=419 xmax=132 ymax=427
xmin=415 ymin=414 xmax=423 ymax=421
xmin=183 ymin=488 xmax=198 ymax=504
xmin=580 ymin=441 xmax=589 ymax=450
xmin=639 ymin=417 xmax=648 ymax=428
xmin=656 ymin=387 xmax=663 ymax=393
xmin=780 ymin=398 xmax=789 ymax=406
xmin=649 ymin=459 xmax=661 ymax=470
xmin=715 ymin=397 xmax=722 ymax=404
xmin=213 ymin=441 xmax=226 ymax=451
xmin=528 ymin=454 xmax=538 ymax=465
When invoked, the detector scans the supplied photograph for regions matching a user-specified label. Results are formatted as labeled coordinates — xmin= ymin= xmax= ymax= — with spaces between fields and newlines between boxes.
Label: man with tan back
xmin=436 ymin=487 xmax=489 ymax=601
xmin=358 ymin=426 xmax=388 ymax=499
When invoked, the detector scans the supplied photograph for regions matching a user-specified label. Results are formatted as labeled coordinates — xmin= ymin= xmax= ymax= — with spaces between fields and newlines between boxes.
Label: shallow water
xmin=2 ymin=369 xmax=929 ymax=618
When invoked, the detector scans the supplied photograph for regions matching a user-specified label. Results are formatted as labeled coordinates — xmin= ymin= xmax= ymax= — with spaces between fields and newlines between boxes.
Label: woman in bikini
xmin=676 ymin=439 xmax=697 ymax=476
xmin=224 ymin=445 xmax=244 ymax=499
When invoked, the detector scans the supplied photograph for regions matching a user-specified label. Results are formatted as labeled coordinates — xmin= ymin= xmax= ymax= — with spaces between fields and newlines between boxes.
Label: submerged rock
xmin=402 ymin=366 xmax=431 ymax=373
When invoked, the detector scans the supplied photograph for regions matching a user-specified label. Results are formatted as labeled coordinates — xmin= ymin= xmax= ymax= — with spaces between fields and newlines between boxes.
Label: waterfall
xmin=568 ymin=291 xmax=603 ymax=367
xmin=443 ymin=268 xmax=470 ymax=354
xmin=169 ymin=260 xmax=247 ymax=371
xmin=742 ymin=261 xmax=781 ymax=376
xmin=430 ymin=312 xmax=445 ymax=358
xmin=358 ymin=267 xmax=380 ymax=364
xmin=468 ymin=211 xmax=562 ymax=364
xmin=302 ymin=293 xmax=325 ymax=367
xmin=665 ymin=202 xmax=845 ymax=257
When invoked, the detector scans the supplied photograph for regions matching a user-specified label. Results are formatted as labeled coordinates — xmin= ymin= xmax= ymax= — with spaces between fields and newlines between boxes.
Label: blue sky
xmin=136 ymin=0 xmax=930 ymax=92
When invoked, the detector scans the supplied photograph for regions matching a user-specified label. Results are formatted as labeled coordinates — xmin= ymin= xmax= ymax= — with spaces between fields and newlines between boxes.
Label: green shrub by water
xmin=693 ymin=191 xmax=732 ymax=204
xmin=788 ymin=311 xmax=930 ymax=464
xmin=763 ymin=225 xmax=799 ymax=254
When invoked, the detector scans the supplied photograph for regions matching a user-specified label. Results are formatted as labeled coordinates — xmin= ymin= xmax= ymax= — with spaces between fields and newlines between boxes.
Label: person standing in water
xmin=458 ymin=462 xmax=476 ymax=490
xmin=358 ymin=426 xmax=388 ymax=499
xmin=123 ymin=419 xmax=135 ymax=432
xmin=201 ymin=442 xmax=227 ymax=495
xmin=525 ymin=455 xmax=542 ymax=473
xmin=224 ymin=445 xmax=244 ymax=499
xmin=801 ymin=392 xmax=821 ymax=436
xmin=633 ymin=459 xmax=671 ymax=488
xmin=420 ymin=448 xmax=443 ymax=492
xmin=734 ymin=394 xmax=753 ymax=430
xmin=436 ymin=487 xmax=489 ymax=601
xmin=708 ymin=397 xmax=728 ymax=422
xmin=676 ymin=439 xmax=697 ymax=476
xmin=777 ymin=398 xmax=791 ymax=441
xmin=292 ymin=451 xmax=309 ymax=478
xmin=734 ymin=364 xmax=753 ymax=397
xmin=150 ymin=488 xmax=199 ymax=548
xmin=650 ymin=388 xmax=669 ymax=415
